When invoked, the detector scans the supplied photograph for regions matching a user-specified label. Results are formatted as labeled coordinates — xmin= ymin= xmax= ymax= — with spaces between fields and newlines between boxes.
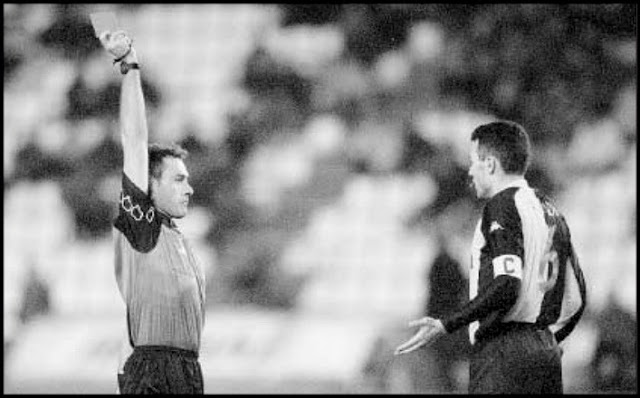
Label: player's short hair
xmin=471 ymin=120 xmax=531 ymax=175
xmin=148 ymin=143 xmax=188 ymax=180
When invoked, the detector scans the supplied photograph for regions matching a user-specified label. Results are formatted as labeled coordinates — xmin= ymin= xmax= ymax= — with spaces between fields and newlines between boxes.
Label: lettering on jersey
xmin=492 ymin=254 xmax=523 ymax=279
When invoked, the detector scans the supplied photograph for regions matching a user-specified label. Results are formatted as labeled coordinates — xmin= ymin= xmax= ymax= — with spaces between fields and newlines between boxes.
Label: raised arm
xmin=100 ymin=31 xmax=149 ymax=193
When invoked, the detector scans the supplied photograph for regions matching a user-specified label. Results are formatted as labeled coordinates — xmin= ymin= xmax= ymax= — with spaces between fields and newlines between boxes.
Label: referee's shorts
xmin=469 ymin=322 xmax=562 ymax=394
xmin=118 ymin=345 xmax=203 ymax=394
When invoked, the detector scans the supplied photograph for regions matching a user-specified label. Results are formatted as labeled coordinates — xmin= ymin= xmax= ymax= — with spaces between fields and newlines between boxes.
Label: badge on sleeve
xmin=492 ymin=254 xmax=523 ymax=279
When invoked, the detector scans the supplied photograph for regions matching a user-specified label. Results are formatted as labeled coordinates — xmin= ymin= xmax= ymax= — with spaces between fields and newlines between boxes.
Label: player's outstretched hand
xmin=394 ymin=316 xmax=446 ymax=356
xmin=99 ymin=30 xmax=133 ymax=61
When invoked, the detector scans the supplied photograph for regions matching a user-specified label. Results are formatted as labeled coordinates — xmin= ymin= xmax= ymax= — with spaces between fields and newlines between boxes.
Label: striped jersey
xmin=442 ymin=179 xmax=586 ymax=345
xmin=113 ymin=173 xmax=205 ymax=353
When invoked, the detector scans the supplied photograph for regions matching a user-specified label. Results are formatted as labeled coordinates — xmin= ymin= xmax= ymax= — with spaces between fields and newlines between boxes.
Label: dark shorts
xmin=469 ymin=323 xmax=562 ymax=394
xmin=118 ymin=345 xmax=204 ymax=394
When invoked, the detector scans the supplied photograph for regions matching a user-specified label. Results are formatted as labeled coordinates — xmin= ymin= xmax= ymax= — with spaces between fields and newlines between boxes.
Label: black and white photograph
xmin=4 ymin=3 xmax=636 ymax=394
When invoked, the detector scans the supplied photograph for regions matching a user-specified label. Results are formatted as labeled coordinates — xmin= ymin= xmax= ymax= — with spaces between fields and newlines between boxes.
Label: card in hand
xmin=90 ymin=11 xmax=119 ymax=38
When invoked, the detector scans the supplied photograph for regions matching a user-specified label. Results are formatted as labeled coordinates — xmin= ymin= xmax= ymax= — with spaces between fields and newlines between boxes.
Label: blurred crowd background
xmin=3 ymin=3 xmax=636 ymax=394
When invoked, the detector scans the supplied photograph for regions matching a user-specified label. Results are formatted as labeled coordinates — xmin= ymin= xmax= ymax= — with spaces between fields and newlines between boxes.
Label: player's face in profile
xmin=151 ymin=157 xmax=194 ymax=218
xmin=468 ymin=140 xmax=491 ymax=199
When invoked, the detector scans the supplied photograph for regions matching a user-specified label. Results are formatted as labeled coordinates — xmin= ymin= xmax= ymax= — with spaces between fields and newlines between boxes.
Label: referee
xmin=99 ymin=31 xmax=206 ymax=394
xmin=395 ymin=121 xmax=587 ymax=394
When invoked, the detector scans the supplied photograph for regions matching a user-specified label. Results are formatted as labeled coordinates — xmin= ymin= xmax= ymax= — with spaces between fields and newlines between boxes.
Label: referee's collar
xmin=156 ymin=209 xmax=177 ymax=228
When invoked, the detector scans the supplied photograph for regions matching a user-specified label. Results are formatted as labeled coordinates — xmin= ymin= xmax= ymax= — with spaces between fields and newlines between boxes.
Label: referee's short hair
xmin=148 ymin=143 xmax=189 ymax=180
xmin=471 ymin=120 xmax=531 ymax=175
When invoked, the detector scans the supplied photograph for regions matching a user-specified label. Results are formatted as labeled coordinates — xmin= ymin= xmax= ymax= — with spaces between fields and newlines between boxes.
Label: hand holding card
xmin=91 ymin=12 xmax=133 ymax=62
xmin=89 ymin=11 xmax=118 ymax=38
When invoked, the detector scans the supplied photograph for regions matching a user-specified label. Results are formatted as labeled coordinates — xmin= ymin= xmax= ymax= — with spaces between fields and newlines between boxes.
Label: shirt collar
xmin=496 ymin=178 xmax=529 ymax=195
xmin=156 ymin=208 xmax=177 ymax=228
xmin=505 ymin=178 xmax=529 ymax=189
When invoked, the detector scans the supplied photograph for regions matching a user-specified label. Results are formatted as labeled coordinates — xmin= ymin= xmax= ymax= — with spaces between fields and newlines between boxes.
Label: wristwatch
xmin=120 ymin=61 xmax=140 ymax=75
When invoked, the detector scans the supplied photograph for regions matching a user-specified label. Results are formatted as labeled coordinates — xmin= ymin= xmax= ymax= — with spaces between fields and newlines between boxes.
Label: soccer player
xmin=395 ymin=121 xmax=587 ymax=394
xmin=98 ymin=30 xmax=206 ymax=394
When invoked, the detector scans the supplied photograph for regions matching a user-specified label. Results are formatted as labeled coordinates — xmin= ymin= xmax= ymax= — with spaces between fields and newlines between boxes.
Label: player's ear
xmin=486 ymin=156 xmax=497 ymax=174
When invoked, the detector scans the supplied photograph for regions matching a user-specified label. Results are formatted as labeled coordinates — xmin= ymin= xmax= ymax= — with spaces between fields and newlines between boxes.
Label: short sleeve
xmin=113 ymin=172 xmax=162 ymax=253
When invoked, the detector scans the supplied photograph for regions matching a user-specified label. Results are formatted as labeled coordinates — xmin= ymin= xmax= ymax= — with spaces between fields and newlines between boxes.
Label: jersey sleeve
xmin=484 ymin=192 xmax=525 ymax=260
xmin=113 ymin=172 xmax=162 ymax=253
xmin=442 ymin=276 xmax=520 ymax=333
xmin=484 ymin=192 xmax=526 ymax=280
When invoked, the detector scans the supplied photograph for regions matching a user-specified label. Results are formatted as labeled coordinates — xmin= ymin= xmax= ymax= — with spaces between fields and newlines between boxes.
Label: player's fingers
xmin=395 ymin=332 xmax=423 ymax=351
xmin=408 ymin=317 xmax=433 ymax=328
xmin=394 ymin=337 xmax=426 ymax=355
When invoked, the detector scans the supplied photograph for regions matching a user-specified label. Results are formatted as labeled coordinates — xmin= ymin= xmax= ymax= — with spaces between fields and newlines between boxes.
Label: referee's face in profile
xmin=151 ymin=157 xmax=194 ymax=219
xmin=468 ymin=140 xmax=491 ymax=199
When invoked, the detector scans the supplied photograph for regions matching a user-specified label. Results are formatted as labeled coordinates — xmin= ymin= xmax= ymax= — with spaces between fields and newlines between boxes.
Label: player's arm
xmin=100 ymin=30 xmax=148 ymax=192
xmin=442 ymin=274 xmax=520 ymax=333
xmin=442 ymin=198 xmax=523 ymax=333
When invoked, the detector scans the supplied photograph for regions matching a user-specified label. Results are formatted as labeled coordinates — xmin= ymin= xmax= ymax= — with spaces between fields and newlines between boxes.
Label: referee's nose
xmin=186 ymin=182 xmax=194 ymax=196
